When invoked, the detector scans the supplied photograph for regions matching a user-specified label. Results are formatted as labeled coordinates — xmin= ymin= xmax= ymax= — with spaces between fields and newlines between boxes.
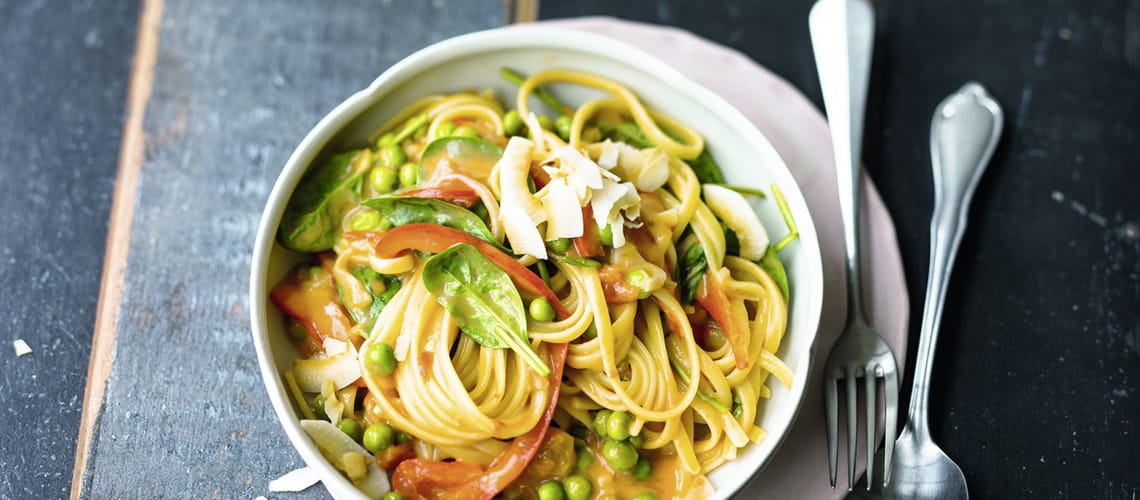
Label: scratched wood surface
xmin=76 ymin=0 xmax=507 ymax=497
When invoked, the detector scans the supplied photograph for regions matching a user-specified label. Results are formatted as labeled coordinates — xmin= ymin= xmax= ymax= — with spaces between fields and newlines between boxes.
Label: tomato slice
xmin=572 ymin=206 xmax=604 ymax=258
xmin=391 ymin=342 xmax=569 ymax=500
xmin=373 ymin=223 xmax=570 ymax=319
xmin=695 ymin=272 xmax=750 ymax=370
xmin=269 ymin=253 xmax=353 ymax=346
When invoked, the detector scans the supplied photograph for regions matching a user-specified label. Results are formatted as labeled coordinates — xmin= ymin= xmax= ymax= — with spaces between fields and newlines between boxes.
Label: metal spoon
xmin=852 ymin=82 xmax=1003 ymax=499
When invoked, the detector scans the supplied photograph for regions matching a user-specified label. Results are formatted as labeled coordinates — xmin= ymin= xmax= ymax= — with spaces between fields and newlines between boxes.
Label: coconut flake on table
xmin=13 ymin=339 xmax=32 ymax=357
xmin=268 ymin=466 xmax=321 ymax=492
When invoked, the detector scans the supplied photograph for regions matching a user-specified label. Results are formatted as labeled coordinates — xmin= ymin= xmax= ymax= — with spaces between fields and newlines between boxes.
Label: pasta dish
xmin=270 ymin=67 xmax=798 ymax=500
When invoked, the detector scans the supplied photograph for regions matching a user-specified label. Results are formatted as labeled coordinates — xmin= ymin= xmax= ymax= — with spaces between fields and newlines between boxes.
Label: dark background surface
xmin=0 ymin=0 xmax=1136 ymax=498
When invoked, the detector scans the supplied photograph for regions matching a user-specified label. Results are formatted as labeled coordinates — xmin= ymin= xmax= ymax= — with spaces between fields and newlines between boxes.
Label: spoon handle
xmin=808 ymin=0 xmax=875 ymax=323
xmin=908 ymin=83 xmax=1004 ymax=438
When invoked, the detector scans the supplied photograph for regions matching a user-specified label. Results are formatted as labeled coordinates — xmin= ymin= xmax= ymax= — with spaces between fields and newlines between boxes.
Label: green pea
xmin=376 ymin=132 xmax=397 ymax=147
xmin=593 ymin=409 xmax=612 ymax=438
xmin=382 ymin=492 xmax=405 ymax=500
xmin=309 ymin=394 xmax=328 ymax=419
xmin=629 ymin=433 xmax=643 ymax=449
xmin=732 ymin=393 xmax=743 ymax=419
xmin=563 ymin=475 xmax=592 ymax=500
xmin=537 ymin=114 xmax=553 ymax=131
xmin=528 ymin=297 xmax=555 ymax=322
xmin=536 ymin=480 xmax=565 ymax=500
xmin=576 ymin=448 xmax=593 ymax=470
xmin=606 ymin=411 xmax=632 ymax=441
xmin=633 ymin=493 xmax=657 ymax=500
xmin=398 ymin=162 xmax=419 ymax=187
xmin=350 ymin=211 xmax=382 ymax=231
xmin=437 ymin=121 xmax=457 ymax=138
xmin=548 ymin=237 xmax=571 ymax=254
xmin=453 ymin=125 xmax=479 ymax=138
xmin=379 ymin=143 xmax=406 ymax=168
xmin=632 ymin=456 xmax=651 ymax=480
xmin=337 ymin=419 xmax=364 ymax=443
xmin=503 ymin=110 xmax=523 ymax=135
xmin=555 ymin=115 xmax=573 ymax=141
xmin=286 ymin=319 xmax=308 ymax=340
xmin=602 ymin=439 xmax=638 ymax=471
xmin=626 ymin=269 xmax=651 ymax=299
xmin=598 ymin=224 xmax=614 ymax=246
xmin=395 ymin=431 xmax=411 ymax=444
xmin=363 ymin=423 xmax=394 ymax=453
xmin=369 ymin=166 xmax=398 ymax=193
xmin=365 ymin=343 xmax=397 ymax=376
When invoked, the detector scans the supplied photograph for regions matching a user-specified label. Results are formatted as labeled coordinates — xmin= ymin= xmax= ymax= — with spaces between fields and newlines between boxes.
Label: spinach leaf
xmin=278 ymin=149 xmax=371 ymax=252
xmin=418 ymin=136 xmax=502 ymax=184
xmin=422 ymin=244 xmax=550 ymax=376
xmin=759 ymin=246 xmax=790 ymax=300
xmin=676 ymin=241 xmax=708 ymax=305
xmin=338 ymin=266 xmax=401 ymax=332
xmin=362 ymin=196 xmax=503 ymax=250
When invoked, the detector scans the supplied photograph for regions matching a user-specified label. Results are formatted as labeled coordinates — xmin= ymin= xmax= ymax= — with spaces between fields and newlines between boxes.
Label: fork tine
xmin=882 ymin=367 xmax=899 ymax=487
xmin=864 ymin=369 xmax=877 ymax=490
xmin=845 ymin=368 xmax=858 ymax=490
xmin=825 ymin=374 xmax=839 ymax=487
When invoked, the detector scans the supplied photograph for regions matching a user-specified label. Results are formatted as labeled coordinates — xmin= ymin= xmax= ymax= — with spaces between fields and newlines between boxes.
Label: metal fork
xmin=809 ymin=0 xmax=900 ymax=490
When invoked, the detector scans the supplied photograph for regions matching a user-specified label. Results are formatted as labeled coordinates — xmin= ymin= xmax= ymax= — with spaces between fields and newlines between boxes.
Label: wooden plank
xmin=76 ymin=1 xmax=506 ymax=497
xmin=70 ymin=1 xmax=164 ymax=497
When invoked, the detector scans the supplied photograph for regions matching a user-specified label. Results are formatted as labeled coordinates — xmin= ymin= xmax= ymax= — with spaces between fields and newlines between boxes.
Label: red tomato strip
xmin=373 ymin=223 xmax=570 ymax=319
xmin=695 ymin=272 xmax=750 ymax=370
xmin=572 ymin=206 xmax=603 ymax=258
xmin=391 ymin=342 xmax=569 ymax=500
xmin=269 ymin=253 xmax=353 ymax=346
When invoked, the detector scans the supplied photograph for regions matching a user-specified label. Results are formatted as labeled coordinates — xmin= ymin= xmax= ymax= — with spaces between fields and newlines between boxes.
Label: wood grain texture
xmin=76 ymin=0 xmax=506 ymax=497
xmin=0 ymin=1 xmax=140 ymax=498
xmin=71 ymin=1 xmax=163 ymax=497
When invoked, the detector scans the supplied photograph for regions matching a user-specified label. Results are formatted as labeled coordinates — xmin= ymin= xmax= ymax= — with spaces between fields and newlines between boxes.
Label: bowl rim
xmin=250 ymin=25 xmax=823 ymax=500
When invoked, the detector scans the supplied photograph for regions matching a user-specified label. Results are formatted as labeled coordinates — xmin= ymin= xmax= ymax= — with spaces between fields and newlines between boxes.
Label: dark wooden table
xmin=1 ymin=0 xmax=1136 ymax=498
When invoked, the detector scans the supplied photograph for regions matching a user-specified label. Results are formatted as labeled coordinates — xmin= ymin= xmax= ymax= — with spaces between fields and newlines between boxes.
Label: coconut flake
xmin=268 ymin=466 xmax=321 ymax=492
xmin=597 ymin=139 xmax=620 ymax=169
xmin=495 ymin=137 xmax=547 ymax=259
xmin=322 ymin=338 xmax=348 ymax=356
xmin=537 ymin=178 xmax=584 ymax=239
xmin=591 ymin=179 xmax=641 ymax=248
xmin=554 ymin=146 xmax=604 ymax=190
xmin=13 ymin=339 xmax=31 ymax=357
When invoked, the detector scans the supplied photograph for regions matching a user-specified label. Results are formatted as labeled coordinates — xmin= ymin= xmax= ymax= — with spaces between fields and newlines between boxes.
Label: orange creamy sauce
xmin=503 ymin=428 xmax=693 ymax=499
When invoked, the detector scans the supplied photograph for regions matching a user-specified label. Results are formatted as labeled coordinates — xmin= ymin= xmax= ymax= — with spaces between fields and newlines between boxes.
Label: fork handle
xmin=908 ymin=83 xmax=1004 ymax=439
xmin=809 ymin=0 xmax=875 ymax=324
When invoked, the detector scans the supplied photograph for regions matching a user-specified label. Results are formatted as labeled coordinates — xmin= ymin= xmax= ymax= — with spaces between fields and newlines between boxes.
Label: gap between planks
xmin=511 ymin=0 xmax=538 ymax=23
xmin=69 ymin=0 xmax=531 ymax=496
xmin=69 ymin=0 xmax=164 ymax=497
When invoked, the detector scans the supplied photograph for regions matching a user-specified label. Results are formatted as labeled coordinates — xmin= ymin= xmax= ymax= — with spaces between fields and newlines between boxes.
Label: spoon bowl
xmin=851 ymin=82 xmax=1002 ymax=500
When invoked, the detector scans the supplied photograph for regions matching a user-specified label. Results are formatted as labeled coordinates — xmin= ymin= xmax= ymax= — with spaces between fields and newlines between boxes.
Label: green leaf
xmin=676 ymin=241 xmax=708 ymax=305
xmin=362 ymin=196 xmax=504 ymax=250
xmin=339 ymin=267 xmax=401 ymax=332
xmin=759 ymin=246 xmax=790 ymax=300
xmin=422 ymin=244 xmax=550 ymax=376
xmin=278 ymin=149 xmax=371 ymax=252
xmin=418 ymin=136 xmax=502 ymax=184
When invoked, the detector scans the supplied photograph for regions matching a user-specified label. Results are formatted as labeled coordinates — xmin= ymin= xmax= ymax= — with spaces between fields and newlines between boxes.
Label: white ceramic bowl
xmin=250 ymin=26 xmax=823 ymax=500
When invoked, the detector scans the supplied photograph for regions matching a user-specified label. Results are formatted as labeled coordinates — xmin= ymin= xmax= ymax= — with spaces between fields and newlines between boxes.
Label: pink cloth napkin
xmin=531 ymin=17 xmax=911 ymax=499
